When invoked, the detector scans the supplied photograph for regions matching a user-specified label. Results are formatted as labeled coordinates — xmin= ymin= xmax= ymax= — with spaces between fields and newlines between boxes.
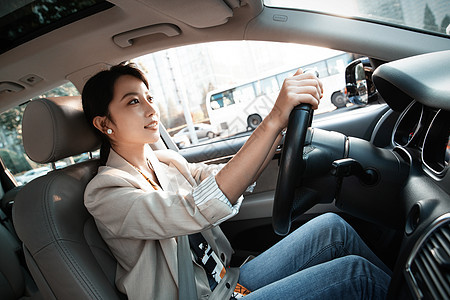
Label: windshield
xmin=265 ymin=0 xmax=450 ymax=36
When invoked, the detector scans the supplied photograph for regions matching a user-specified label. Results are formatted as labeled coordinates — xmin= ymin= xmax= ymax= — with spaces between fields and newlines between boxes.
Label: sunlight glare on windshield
xmin=266 ymin=0 xmax=360 ymax=17
xmin=265 ymin=0 xmax=450 ymax=36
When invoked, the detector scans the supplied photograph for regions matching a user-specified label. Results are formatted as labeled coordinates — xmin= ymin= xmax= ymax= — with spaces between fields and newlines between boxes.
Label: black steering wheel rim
xmin=273 ymin=103 xmax=313 ymax=236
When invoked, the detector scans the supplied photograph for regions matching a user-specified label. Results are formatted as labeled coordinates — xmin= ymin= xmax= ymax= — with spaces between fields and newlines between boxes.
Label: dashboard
xmin=373 ymin=50 xmax=450 ymax=299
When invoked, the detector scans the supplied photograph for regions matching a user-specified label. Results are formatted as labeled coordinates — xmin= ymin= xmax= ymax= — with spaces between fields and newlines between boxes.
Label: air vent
xmin=406 ymin=214 xmax=450 ymax=299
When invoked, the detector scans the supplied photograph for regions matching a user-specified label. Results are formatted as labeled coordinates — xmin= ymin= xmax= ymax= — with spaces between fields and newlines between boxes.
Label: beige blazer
xmin=84 ymin=145 xmax=241 ymax=299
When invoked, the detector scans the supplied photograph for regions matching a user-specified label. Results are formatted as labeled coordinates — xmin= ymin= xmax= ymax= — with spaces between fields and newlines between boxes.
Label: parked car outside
xmin=172 ymin=133 xmax=191 ymax=149
xmin=173 ymin=123 xmax=220 ymax=148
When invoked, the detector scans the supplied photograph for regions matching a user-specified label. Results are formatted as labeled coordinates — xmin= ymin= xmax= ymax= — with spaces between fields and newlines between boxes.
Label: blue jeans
xmin=238 ymin=213 xmax=391 ymax=299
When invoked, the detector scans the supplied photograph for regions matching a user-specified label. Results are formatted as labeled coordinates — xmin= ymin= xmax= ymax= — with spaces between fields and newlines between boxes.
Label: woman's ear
xmin=93 ymin=116 xmax=109 ymax=134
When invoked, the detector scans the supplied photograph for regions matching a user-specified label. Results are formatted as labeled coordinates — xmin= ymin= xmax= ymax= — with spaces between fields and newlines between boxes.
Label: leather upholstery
xmin=0 ymin=223 xmax=25 ymax=299
xmin=14 ymin=97 xmax=126 ymax=299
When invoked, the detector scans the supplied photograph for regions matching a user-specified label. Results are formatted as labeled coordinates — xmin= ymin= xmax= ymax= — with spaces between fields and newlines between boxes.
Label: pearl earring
xmin=106 ymin=128 xmax=112 ymax=134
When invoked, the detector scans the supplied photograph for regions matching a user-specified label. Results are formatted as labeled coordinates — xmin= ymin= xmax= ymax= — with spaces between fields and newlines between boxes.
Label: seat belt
xmin=177 ymin=235 xmax=198 ymax=300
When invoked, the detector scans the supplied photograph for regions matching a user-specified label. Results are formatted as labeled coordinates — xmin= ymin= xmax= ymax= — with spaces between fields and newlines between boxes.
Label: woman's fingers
xmin=284 ymin=77 xmax=323 ymax=107
xmin=286 ymin=89 xmax=320 ymax=109
xmin=293 ymin=68 xmax=304 ymax=76
xmin=294 ymin=74 xmax=323 ymax=92
xmin=270 ymin=69 xmax=323 ymax=129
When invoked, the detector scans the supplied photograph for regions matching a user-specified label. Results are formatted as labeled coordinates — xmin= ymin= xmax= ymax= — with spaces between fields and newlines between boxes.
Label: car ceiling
xmin=1 ymin=0 xmax=450 ymax=113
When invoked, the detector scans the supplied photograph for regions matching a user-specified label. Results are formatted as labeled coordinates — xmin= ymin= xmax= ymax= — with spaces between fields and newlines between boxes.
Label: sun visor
xmin=137 ymin=0 xmax=236 ymax=28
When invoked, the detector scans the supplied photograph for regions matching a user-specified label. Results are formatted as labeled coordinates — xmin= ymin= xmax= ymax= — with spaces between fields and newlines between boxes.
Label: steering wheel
xmin=273 ymin=103 xmax=313 ymax=236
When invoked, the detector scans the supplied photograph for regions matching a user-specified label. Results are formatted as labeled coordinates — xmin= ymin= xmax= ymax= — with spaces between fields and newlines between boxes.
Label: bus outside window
xmin=206 ymin=53 xmax=354 ymax=138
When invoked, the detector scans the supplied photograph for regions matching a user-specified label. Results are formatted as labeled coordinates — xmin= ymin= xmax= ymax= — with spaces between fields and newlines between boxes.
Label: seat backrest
xmin=0 ymin=184 xmax=41 ymax=300
xmin=13 ymin=97 xmax=126 ymax=299
xmin=0 ymin=218 xmax=38 ymax=300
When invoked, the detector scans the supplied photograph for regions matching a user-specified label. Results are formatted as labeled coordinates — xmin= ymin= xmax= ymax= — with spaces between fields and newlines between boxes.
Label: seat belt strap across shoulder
xmin=177 ymin=234 xmax=198 ymax=300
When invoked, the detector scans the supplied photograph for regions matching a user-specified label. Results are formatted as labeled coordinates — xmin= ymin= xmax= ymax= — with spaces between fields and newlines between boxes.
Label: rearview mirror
xmin=345 ymin=57 xmax=374 ymax=106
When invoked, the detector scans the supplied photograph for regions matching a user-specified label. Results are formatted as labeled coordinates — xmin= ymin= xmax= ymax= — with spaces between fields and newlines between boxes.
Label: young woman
xmin=82 ymin=62 xmax=391 ymax=299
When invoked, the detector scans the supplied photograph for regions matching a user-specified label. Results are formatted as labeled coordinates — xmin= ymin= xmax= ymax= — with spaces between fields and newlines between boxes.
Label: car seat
xmin=0 ymin=216 xmax=41 ymax=299
xmin=13 ymin=97 xmax=126 ymax=299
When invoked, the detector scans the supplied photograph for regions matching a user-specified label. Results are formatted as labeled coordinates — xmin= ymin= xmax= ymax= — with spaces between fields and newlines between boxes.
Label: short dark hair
xmin=81 ymin=62 xmax=149 ymax=164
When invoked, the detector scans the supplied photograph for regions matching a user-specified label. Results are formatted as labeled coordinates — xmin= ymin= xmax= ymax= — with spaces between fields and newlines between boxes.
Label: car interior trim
xmin=392 ymin=100 xmax=424 ymax=148
xmin=369 ymin=108 xmax=399 ymax=148
xmin=421 ymin=109 xmax=450 ymax=177
xmin=113 ymin=24 xmax=182 ymax=48
xmin=373 ymin=50 xmax=450 ymax=112
xmin=405 ymin=212 xmax=450 ymax=300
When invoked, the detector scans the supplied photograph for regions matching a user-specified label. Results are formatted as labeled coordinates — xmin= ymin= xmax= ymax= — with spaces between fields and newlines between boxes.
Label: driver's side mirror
xmin=345 ymin=57 xmax=376 ymax=106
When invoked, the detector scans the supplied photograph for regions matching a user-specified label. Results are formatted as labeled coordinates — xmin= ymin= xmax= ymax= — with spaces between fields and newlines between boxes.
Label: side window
xmin=0 ymin=82 xmax=97 ymax=186
xmin=132 ymin=42 xmax=355 ymax=149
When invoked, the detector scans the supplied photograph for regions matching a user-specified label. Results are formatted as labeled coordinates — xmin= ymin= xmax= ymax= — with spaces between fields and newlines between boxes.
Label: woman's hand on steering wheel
xmin=272 ymin=68 xmax=323 ymax=236
xmin=270 ymin=68 xmax=323 ymax=132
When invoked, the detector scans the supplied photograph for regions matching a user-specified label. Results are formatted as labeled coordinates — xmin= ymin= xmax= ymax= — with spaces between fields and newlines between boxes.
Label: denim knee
xmin=341 ymin=254 xmax=370 ymax=268
xmin=337 ymin=255 xmax=391 ymax=286
xmin=316 ymin=255 xmax=391 ymax=299
xmin=318 ymin=212 xmax=346 ymax=226
xmin=314 ymin=212 xmax=351 ymax=233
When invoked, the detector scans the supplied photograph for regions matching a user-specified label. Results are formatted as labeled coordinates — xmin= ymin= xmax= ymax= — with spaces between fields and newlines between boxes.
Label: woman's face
xmin=105 ymin=74 xmax=160 ymax=147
